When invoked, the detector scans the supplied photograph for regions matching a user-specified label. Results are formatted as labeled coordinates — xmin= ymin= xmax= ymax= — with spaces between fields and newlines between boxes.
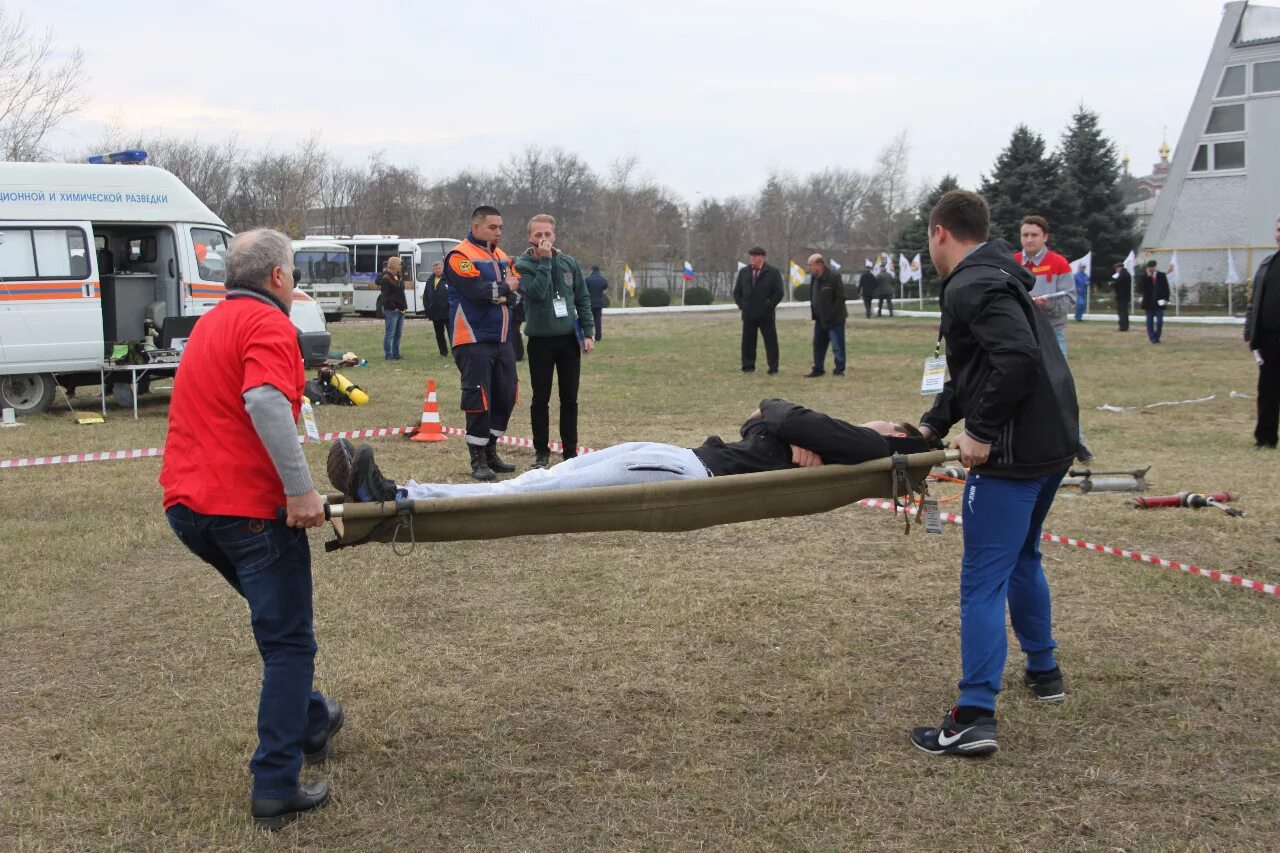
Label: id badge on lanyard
xmin=553 ymin=295 xmax=569 ymax=318
xmin=921 ymin=333 xmax=947 ymax=396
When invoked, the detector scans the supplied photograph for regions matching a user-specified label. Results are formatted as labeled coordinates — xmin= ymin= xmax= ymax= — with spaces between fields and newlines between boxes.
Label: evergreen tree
xmin=978 ymin=125 xmax=1078 ymax=252
xmin=896 ymin=174 xmax=960 ymax=292
xmin=1057 ymin=105 xmax=1137 ymax=277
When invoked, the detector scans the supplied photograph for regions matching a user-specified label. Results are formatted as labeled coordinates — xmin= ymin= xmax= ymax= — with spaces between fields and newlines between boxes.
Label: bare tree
xmin=0 ymin=7 xmax=85 ymax=160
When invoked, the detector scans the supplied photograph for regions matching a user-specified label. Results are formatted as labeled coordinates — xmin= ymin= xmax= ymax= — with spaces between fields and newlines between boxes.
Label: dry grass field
xmin=3 ymin=307 xmax=1278 ymax=851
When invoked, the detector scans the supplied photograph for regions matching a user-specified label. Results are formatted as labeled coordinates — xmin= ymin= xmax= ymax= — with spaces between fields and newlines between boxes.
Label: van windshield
xmin=295 ymin=250 xmax=350 ymax=284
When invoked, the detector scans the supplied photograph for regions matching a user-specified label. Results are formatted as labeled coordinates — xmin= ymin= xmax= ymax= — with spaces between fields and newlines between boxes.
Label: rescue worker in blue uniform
xmin=444 ymin=205 xmax=523 ymax=481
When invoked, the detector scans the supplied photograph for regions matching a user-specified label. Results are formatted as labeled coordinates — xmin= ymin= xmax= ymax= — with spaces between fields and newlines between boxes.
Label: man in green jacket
xmin=515 ymin=213 xmax=595 ymax=469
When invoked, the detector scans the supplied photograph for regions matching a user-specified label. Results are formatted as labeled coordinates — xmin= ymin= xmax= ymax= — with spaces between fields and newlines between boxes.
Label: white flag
xmin=896 ymin=253 xmax=910 ymax=284
xmin=828 ymin=258 xmax=842 ymax=271
xmin=864 ymin=258 xmax=874 ymax=269
xmin=1069 ymin=251 xmax=1092 ymax=279
xmin=871 ymin=256 xmax=883 ymax=276
xmin=1167 ymin=251 xmax=1181 ymax=286
xmin=882 ymin=252 xmax=895 ymax=274
xmin=623 ymin=264 xmax=638 ymax=296
xmin=1123 ymin=250 xmax=1136 ymax=278
xmin=909 ymin=253 xmax=923 ymax=282
xmin=789 ymin=260 xmax=807 ymax=289
xmin=1226 ymin=248 xmax=1242 ymax=285
xmin=736 ymin=261 xmax=747 ymax=274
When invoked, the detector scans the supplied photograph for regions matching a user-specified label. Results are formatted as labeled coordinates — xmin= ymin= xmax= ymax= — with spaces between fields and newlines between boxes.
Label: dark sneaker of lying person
xmin=347 ymin=446 xmax=400 ymax=502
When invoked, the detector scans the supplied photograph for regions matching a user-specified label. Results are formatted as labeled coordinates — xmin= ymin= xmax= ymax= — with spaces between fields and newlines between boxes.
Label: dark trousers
xmin=877 ymin=297 xmax=894 ymax=316
xmin=741 ymin=313 xmax=778 ymax=372
xmin=511 ymin=332 xmax=525 ymax=361
xmin=528 ymin=333 xmax=582 ymax=457
xmin=591 ymin=306 xmax=603 ymax=341
xmin=165 ymin=505 xmax=330 ymax=800
xmin=862 ymin=295 xmax=873 ymax=318
xmin=1256 ymin=337 xmax=1280 ymax=447
xmin=454 ymin=341 xmax=517 ymax=446
xmin=1116 ymin=298 xmax=1130 ymax=331
xmin=1145 ymin=306 xmax=1165 ymax=343
xmin=431 ymin=319 xmax=450 ymax=356
xmin=812 ymin=321 xmax=846 ymax=374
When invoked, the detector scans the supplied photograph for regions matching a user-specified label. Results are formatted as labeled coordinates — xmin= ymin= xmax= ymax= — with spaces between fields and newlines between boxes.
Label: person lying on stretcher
xmin=327 ymin=398 xmax=931 ymax=502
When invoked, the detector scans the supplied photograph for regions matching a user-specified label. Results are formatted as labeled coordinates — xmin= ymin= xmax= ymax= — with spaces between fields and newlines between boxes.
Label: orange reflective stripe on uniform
xmin=452 ymin=304 xmax=477 ymax=346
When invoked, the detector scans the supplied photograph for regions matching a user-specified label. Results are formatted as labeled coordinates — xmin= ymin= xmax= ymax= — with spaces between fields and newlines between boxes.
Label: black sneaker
xmin=530 ymin=451 xmax=551 ymax=470
xmin=348 ymin=446 xmax=397 ymax=502
xmin=1075 ymin=444 xmax=1094 ymax=464
xmin=803 ymin=369 xmax=825 ymax=378
xmin=326 ymin=438 xmax=355 ymax=494
xmin=910 ymin=707 xmax=998 ymax=757
xmin=1023 ymin=667 xmax=1066 ymax=703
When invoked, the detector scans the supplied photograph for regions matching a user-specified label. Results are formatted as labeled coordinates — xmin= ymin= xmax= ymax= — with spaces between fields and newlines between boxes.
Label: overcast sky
xmin=24 ymin=0 xmax=1230 ymax=200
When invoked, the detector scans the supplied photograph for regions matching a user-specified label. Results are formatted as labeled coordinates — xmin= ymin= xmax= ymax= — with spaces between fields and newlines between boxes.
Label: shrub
xmin=637 ymin=288 xmax=671 ymax=307
xmin=792 ymin=284 xmax=811 ymax=302
xmin=683 ymin=286 xmax=713 ymax=305
xmin=601 ymin=292 xmax=611 ymax=308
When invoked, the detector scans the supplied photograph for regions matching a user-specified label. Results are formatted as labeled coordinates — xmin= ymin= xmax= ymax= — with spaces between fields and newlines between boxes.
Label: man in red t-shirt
xmin=161 ymin=228 xmax=338 ymax=831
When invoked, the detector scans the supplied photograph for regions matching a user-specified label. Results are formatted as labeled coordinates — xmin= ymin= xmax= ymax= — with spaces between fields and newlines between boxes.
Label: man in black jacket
xmin=858 ymin=265 xmax=877 ymax=318
xmin=329 ymin=398 xmax=930 ymax=501
xmin=1137 ymin=260 xmax=1170 ymax=344
xmin=805 ymin=253 xmax=847 ymax=377
xmin=1245 ymin=216 xmax=1280 ymax=450
xmin=910 ymin=190 xmax=1079 ymax=759
xmin=732 ymin=247 xmax=784 ymax=374
xmin=585 ymin=265 xmax=609 ymax=341
xmin=425 ymin=260 xmax=451 ymax=356
xmin=1110 ymin=262 xmax=1132 ymax=331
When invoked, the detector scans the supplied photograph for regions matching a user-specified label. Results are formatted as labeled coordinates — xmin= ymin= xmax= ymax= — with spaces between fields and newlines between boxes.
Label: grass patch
xmin=2 ymin=309 xmax=1278 ymax=850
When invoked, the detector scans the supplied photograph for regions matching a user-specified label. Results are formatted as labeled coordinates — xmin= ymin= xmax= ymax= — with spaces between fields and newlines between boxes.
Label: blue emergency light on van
xmin=87 ymin=149 xmax=148 ymax=165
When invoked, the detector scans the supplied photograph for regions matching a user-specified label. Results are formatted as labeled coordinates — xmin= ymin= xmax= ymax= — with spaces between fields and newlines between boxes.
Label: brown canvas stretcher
xmin=322 ymin=449 xmax=959 ymax=552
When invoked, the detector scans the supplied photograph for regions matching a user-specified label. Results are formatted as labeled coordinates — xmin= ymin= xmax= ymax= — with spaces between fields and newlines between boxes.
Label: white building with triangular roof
xmin=1142 ymin=1 xmax=1280 ymax=291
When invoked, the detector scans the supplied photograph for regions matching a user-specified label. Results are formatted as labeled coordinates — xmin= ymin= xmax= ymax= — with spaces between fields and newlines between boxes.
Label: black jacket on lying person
xmin=691 ymin=398 xmax=927 ymax=477
xmin=921 ymin=240 xmax=1078 ymax=479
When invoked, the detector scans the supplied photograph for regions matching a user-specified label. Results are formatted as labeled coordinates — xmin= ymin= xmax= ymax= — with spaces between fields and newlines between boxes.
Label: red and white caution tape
xmin=858 ymin=497 xmax=1279 ymax=598
xmin=0 ymin=425 xmax=591 ymax=470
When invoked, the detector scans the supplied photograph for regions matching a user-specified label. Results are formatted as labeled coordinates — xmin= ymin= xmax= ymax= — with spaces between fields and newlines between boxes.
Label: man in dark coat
xmin=1110 ymin=262 xmax=1132 ymax=332
xmin=804 ymin=253 xmax=847 ymax=377
xmin=1137 ymin=259 xmax=1171 ymax=344
xmin=585 ymin=265 xmax=609 ymax=341
xmin=732 ymin=247 xmax=784 ymax=374
xmin=425 ymin=260 xmax=451 ymax=356
xmin=858 ymin=265 xmax=877 ymax=318
xmin=911 ymin=190 xmax=1078 ymax=758
xmin=1245 ymin=216 xmax=1280 ymax=450
xmin=874 ymin=266 xmax=896 ymax=316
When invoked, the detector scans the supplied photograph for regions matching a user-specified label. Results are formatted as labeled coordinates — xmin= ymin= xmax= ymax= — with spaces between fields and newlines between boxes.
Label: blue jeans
xmin=165 ymin=505 xmax=330 ymax=799
xmin=956 ymin=469 xmax=1065 ymax=711
xmin=383 ymin=309 xmax=404 ymax=358
xmin=1145 ymin=306 xmax=1164 ymax=343
xmin=812 ymin=322 xmax=846 ymax=374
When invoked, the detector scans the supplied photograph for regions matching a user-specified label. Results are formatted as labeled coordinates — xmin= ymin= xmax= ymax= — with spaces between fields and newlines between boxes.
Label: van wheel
xmin=0 ymin=373 xmax=56 ymax=415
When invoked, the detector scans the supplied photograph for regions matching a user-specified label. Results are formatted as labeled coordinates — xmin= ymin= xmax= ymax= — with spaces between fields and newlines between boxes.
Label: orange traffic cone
xmin=411 ymin=378 xmax=447 ymax=442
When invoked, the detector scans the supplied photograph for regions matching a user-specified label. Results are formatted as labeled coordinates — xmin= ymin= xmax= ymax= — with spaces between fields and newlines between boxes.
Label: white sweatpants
xmin=402 ymin=442 xmax=709 ymax=499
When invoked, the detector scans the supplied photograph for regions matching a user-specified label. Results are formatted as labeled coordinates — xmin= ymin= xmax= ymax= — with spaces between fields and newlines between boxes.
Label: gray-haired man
xmin=161 ymin=228 xmax=341 ymax=830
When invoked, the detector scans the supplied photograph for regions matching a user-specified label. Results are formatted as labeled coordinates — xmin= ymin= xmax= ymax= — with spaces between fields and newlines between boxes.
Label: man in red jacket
xmin=161 ymin=228 xmax=340 ymax=831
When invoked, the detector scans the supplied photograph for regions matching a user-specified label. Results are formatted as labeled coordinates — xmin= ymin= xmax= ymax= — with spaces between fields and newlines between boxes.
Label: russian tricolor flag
xmin=683 ymin=261 xmax=695 ymax=281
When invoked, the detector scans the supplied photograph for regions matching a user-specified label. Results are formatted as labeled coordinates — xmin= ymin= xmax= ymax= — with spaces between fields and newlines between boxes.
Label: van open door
xmin=399 ymin=251 xmax=419 ymax=313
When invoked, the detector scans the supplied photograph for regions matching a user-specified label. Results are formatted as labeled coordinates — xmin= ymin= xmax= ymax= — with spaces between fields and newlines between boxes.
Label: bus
xmin=305 ymin=235 xmax=460 ymax=316
xmin=291 ymin=239 xmax=353 ymax=321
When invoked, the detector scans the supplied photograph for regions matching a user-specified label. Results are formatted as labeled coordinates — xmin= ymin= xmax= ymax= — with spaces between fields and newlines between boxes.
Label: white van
xmin=306 ymin=235 xmax=459 ymax=316
xmin=291 ymin=239 xmax=353 ymax=321
xmin=0 ymin=155 xmax=316 ymax=414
